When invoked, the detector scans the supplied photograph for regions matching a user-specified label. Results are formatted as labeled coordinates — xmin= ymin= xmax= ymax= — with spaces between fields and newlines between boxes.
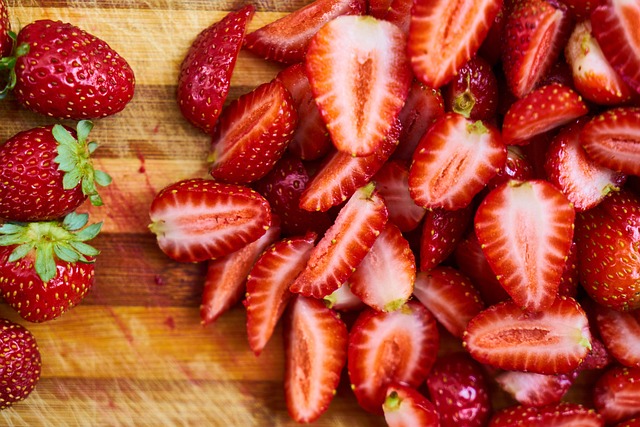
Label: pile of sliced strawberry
xmin=149 ymin=0 xmax=640 ymax=424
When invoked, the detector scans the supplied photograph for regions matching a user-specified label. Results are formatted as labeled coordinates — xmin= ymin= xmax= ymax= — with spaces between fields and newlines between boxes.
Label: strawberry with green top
xmin=0 ymin=318 xmax=41 ymax=409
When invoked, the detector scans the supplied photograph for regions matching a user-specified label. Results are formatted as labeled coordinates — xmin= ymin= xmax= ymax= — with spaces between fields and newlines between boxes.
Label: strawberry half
xmin=305 ymin=15 xmax=411 ymax=156
xmin=474 ymin=179 xmax=575 ymax=312
xmin=593 ymin=365 xmax=640 ymax=424
xmin=420 ymin=204 xmax=473 ymax=271
xmin=407 ymin=0 xmax=502 ymax=89
xmin=324 ymin=282 xmax=366 ymax=312
xmin=463 ymin=297 xmax=592 ymax=375
xmin=494 ymin=369 xmax=577 ymax=407
xmin=148 ymin=178 xmax=272 ymax=263
xmin=383 ymin=383 xmax=439 ymax=427
xmin=0 ymin=318 xmax=41 ymax=409
xmin=489 ymin=402 xmax=604 ymax=426
xmin=595 ymin=304 xmax=640 ymax=368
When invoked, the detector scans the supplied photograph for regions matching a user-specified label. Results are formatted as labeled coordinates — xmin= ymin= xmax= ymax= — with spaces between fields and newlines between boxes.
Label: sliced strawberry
xmin=244 ymin=0 xmax=366 ymax=64
xmin=580 ymin=107 xmax=640 ymax=176
xmin=596 ymin=305 xmax=640 ymax=368
xmin=560 ymin=0 xmax=596 ymax=19
xmin=348 ymin=222 xmax=416 ymax=312
xmin=593 ymin=365 xmax=640 ymax=424
xmin=408 ymin=0 xmax=502 ymax=89
xmin=324 ymin=282 xmax=365 ymax=312
xmin=383 ymin=383 xmax=439 ymax=427
xmin=290 ymin=183 xmax=388 ymax=298
xmin=614 ymin=419 xmax=640 ymax=427
xmin=489 ymin=402 xmax=604 ymax=426
xmin=348 ymin=301 xmax=439 ymax=414
xmin=463 ymin=297 xmax=592 ymax=375
xmin=485 ymin=145 xmax=534 ymax=191
xmin=378 ymin=0 xmax=413 ymax=33
xmin=442 ymin=56 xmax=499 ymax=120
xmin=305 ymin=15 xmax=411 ymax=156
xmin=478 ymin=6 xmax=506 ymax=66
xmin=420 ymin=204 xmax=473 ymax=271
xmin=413 ymin=267 xmax=485 ymax=339
xmin=284 ymin=295 xmax=348 ymax=423
xmin=494 ymin=369 xmax=578 ymax=407
xmin=502 ymin=83 xmax=588 ymax=145
xmin=244 ymin=232 xmax=316 ymax=355
xmin=474 ymin=179 xmax=575 ymax=312
xmin=148 ymin=178 xmax=272 ymax=263
xmin=408 ymin=113 xmax=506 ymax=210
xmin=208 ymin=79 xmax=297 ymax=184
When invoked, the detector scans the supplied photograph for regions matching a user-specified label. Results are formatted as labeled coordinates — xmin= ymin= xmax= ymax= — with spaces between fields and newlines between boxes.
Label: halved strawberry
xmin=502 ymin=83 xmax=589 ymax=145
xmin=208 ymin=79 xmax=297 ymax=184
xmin=593 ymin=365 xmax=640 ymax=424
xmin=383 ymin=383 xmax=439 ymax=427
xmin=408 ymin=113 xmax=506 ymax=210
xmin=407 ymin=0 xmax=502 ymax=89
xmin=290 ymin=183 xmax=388 ymax=298
xmin=420 ymin=204 xmax=473 ymax=271
xmin=463 ymin=297 xmax=592 ymax=375
xmin=348 ymin=301 xmax=439 ymax=414
xmin=580 ymin=107 xmax=640 ymax=176
xmin=244 ymin=0 xmax=366 ymax=64
xmin=284 ymin=295 xmax=348 ymax=423
xmin=324 ymin=282 xmax=365 ymax=312
xmin=494 ymin=369 xmax=578 ymax=407
xmin=474 ymin=179 xmax=575 ymax=312
xmin=245 ymin=232 xmax=316 ymax=355
xmin=489 ymin=402 xmax=604 ymax=426
xmin=305 ymin=15 xmax=411 ymax=156
xmin=595 ymin=305 xmax=640 ymax=368
xmin=148 ymin=178 xmax=272 ymax=263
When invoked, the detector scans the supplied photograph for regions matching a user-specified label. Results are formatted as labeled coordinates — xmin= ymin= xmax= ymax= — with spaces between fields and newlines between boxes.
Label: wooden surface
xmin=1 ymin=1 xmax=386 ymax=425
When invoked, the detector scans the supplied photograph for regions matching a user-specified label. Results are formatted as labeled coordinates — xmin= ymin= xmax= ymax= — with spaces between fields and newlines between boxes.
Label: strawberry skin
xmin=494 ymin=369 xmax=577 ymax=407
xmin=593 ymin=365 xmax=640 ymax=424
xmin=13 ymin=20 xmax=135 ymax=120
xmin=383 ymin=383 xmax=439 ymax=427
xmin=420 ymin=204 xmax=473 ymax=271
xmin=0 ymin=0 xmax=10 ymax=58
xmin=489 ymin=402 xmax=604 ymax=426
xmin=443 ymin=56 xmax=499 ymax=120
xmin=0 ymin=318 xmax=41 ymax=409
xmin=177 ymin=5 xmax=254 ymax=133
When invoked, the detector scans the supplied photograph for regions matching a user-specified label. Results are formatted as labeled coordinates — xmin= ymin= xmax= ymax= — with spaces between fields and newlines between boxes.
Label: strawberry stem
xmin=0 ymin=31 xmax=29 ymax=99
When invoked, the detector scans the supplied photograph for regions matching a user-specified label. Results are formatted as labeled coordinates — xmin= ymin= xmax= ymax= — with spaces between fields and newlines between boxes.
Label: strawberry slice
xmin=474 ymin=179 xmax=575 ymax=312
xmin=593 ymin=365 xmax=640 ymax=424
xmin=407 ymin=0 xmax=502 ymax=89
xmin=420 ymin=204 xmax=473 ymax=271
xmin=290 ymin=183 xmax=388 ymax=298
xmin=305 ymin=15 xmax=412 ymax=156
xmin=494 ymin=369 xmax=577 ymax=407
xmin=244 ymin=232 xmax=315 ymax=355
xmin=284 ymin=296 xmax=348 ymax=423
xmin=208 ymin=79 xmax=297 ymax=184
xmin=348 ymin=222 xmax=416 ymax=312
xmin=489 ymin=402 xmax=605 ymax=426
xmin=502 ymin=83 xmax=589 ymax=145
xmin=408 ymin=113 xmax=506 ymax=210
xmin=244 ymin=0 xmax=366 ymax=64
xmin=595 ymin=305 xmax=640 ymax=368
xmin=324 ymin=282 xmax=365 ymax=312
xmin=463 ymin=297 xmax=592 ymax=375
xmin=383 ymin=383 xmax=439 ymax=427
xmin=348 ymin=301 xmax=439 ymax=414
xmin=148 ymin=178 xmax=272 ymax=263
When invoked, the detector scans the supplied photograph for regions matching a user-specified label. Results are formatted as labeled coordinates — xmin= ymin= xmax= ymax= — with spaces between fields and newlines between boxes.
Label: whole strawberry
xmin=0 ymin=0 xmax=10 ymax=58
xmin=0 ymin=318 xmax=41 ymax=409
xmin=0 ymin=212 xmax=102 ymax=322
xmin=0 ymin=121 xmax=111 ymax=222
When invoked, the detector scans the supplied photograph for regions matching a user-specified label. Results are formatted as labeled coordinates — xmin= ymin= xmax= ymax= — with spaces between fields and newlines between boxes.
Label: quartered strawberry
xmin=383 ymin=383 xmax=439 ymax=427
xmin=409 ymin=113 xmax=506 ymax=210
xmin=501 ymin=83 xmax=589 ymax=145
xmin=148 ymin=178 xmax=272 ymax=263
xmin=442 ymin=56 xmax=499 ymax=120
xmin=244 ymin=0 xmax=365 ymax=64
xmin=177 ymin=5 xmax=254 ymax=133
xmin=408 ymin=0 xmax=502 ymax=89
xmin=284 ymin=296 xmax=348 ymax=423
xmin=348 ymin=222 xmax=415 ymax=312
xmin=0 ymin=318 xmax=41 ymax=409
xmin=305 ymin=15 xmax=411 ymax=156
xmin=324 ymin=282 xmax=365 ymax=312
xmin=290 ymin=183 xmax=388 ymax=298
xmin=420 ymin=204 xmax=473 ymax=271
xmin=485 ymin=146 xmax=534 ymax=191
xmin=245 ymin=232 xmax=315 ymax=356
xmin=580 ymin=107 xmax=640 ymax=176
xmin=489 ymin=402 xmax=604 ymax=426
xmin=463 ymin=297 xmax=592 ymax=375
xmin=425 ymin=352 xmax=492 ymax=427
xmin=593 ymin=365 xmax=640 ymax=424
xmin=502 ymin=0 xmax=573 ymax=98
xmin=595 ymin=305 xmax=640 ymax=368
xmin=494 ymin=369 xmax=578 ymax=407
xmin=348 ymin=301 xmax=439 ymax=414
xmin=208 ymin=79 xmax=297 ymax=184
xmin=474 ymin=180 xmax=575 ymax=312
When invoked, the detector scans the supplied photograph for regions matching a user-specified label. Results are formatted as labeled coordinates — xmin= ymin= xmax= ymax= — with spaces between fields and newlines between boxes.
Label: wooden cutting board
xmin=0 ymin=1 xmax=386 ymax=425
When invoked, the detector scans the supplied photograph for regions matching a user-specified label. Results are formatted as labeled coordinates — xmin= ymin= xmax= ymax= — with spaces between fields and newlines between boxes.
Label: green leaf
xmin=54 ymin=244 xmax=80 ymax=263
xmin=63 ymin=168 xmax=82 ymax=190
xmin=52 ymin=124 xmax=77 ymax=147
xmin=94 ymin=170 xmax=112 ymax=187
xmin=14 ymin=42 xmax=30 ymax=58
xmin=69 ymin=241 xmax=100 ymax=257
xmin=89 ymin=193 xmax=104 ymax=207
xmin=75 ymin=222 xmax=103 ymax=241
xmin=54 ymin=144 xmax=78 ymax=171
xmin=9 ymin=243 xmax=34 ymax=262
xmin=0 ymin=223 xmax=26 ymax=234
xmin=0 ymin=234 xmax=24 ymax=247
xmin=34 ymin=243 xmax=56 ymax=283
xmin=63 ymin=212 xmax=89 ymax=231
xmin=82 ymin=176 xmax=98 ymax=198
xmin=76 ymin=120 xmax=93 ymax=143
xmin=87 ymin=142 xmax=98 ymax=154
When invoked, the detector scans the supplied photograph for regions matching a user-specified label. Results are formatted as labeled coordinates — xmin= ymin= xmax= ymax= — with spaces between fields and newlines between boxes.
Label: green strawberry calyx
xmin=0 ymin=212 xmax=103 ymax=283
xmin=0 ymin=30 xmax=29 ymax=99
xmin=53 ymin=120 xmax=113 ymax=206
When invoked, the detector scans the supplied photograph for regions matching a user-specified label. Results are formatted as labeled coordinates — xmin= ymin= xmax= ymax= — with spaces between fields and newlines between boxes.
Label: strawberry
xmin=244 ymin=232 xmax=316 ymax=355
xmin=0 ymin=0 xmax=10 ymax=58
xmin=0 ymin=121 xmax=111 ymax=222
xmin=369 ymin=0 xmax=413 ymax=34
xmin=148 ymin=178 xmax=272 ymax=263
xmin=442 ymin=56 xmax=499 ymax=120
xmin=485 ymin=145 xmax=534 ymax=191
xmin=502 ymin=0 xmax=573 ymax=98
xmin=208 ymin=79 xmax=297 ymax=184
xmin=615 ymin=419 xmax=640 ymax=427
xmin=347 ymin=301 xmax=439 ymax=414
xmin=501 ymin=83 xmax=589 ymax=145
xmin=425 ymin=352 xmax=492 ymax=427
xmin=593 ymin=365 xmax=640 ymax=424
xmin=284 ymin=295 xmax=348 ymax=423
xmin=489 ymin=402 xmax=604 ymax=426
xmin=595 ymin=305 xmax=640 ymax=368
xmin=0 ymin=318 xmax=41 ymax=409
xmin=0 ymin=212 xmax=102 ymax=322
xmin=478 ymin=6 xmax=506 ymax=66
xmin=177 ymin=5 xmax=254 ymax=133
xmin=383 ymin=383 xmax=439 ymax=427
xmin=580 ymin=107 xmax=640 ymax=176
xmin=6 ymin=20 xmax=135 ymax=120
xmin=420 ymin=204 xmax=473 ymax=271
xmin=558 ymin=240 xmax=579 ymax=298
xmin=305 ymin=15 xmax=411 ymax=156
xmin=407 ymin=0 xmax=502 ymax=89
xmin=474 ymin=179 xmax=575 ymax=312
xmin=408 ymin=113 xmax=506 ymax=210
xmin=324 ymin=282 xmax=366 ymax=312
xmin=575 ymin=190 xmax=640 ymax=311
xmin=463 ymin=297 xmax=592 ymax=374
xmin=290 ymin=183 xmax=388 ymax=298
xmin=494 ymin=369 xmax=578 ymax=407
xmin=560 ymin=0 xmax=596 ymax=19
